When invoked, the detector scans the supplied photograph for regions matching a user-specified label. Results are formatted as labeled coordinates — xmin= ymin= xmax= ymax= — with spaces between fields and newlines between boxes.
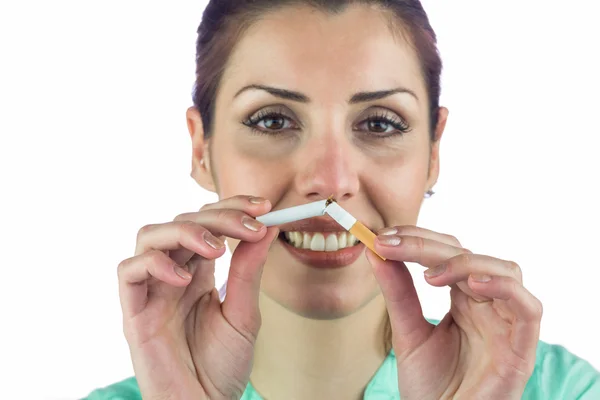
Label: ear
xmin=426 ymin=106 xmax=449 ymax=191
xmin=186 ymin=106 xmax=217 ymax=192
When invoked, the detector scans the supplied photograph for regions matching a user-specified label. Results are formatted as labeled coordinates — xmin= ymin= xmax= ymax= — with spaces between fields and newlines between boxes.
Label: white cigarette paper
xmin=256 ymin=199 xmax=328 ymax=226
xmin=323 ymin=201 xmax=356 ymax=230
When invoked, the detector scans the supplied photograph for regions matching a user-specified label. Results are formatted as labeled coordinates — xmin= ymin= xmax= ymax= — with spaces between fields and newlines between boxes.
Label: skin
xmin=192 ymin=4 xmax=436 ymax=320
xmin=191 ymin=6 xmax=438 ymax=397
xmin=117 ymin=4 xmax=542 ymax=400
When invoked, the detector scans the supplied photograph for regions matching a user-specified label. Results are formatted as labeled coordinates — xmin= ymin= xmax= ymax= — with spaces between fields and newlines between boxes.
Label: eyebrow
xmin=350 ymin=88 xmax=418 ymax=103
xmin=234 ymin=84 xmax=418 ymax=103
xmin=234 ymin=85 xmax=309 ymax=102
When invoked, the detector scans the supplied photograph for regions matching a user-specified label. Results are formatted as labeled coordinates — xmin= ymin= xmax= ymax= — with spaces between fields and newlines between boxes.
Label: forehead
xmin=221 ymin=4 xmax=426 ymax=102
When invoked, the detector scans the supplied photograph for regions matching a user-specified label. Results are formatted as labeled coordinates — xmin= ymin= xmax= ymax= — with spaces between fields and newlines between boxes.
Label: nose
xmin=295 ymin=134 xmax=360 ymax=202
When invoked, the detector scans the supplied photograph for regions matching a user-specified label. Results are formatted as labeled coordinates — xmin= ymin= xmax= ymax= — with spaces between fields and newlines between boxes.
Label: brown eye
xmin=367 ymin=119 xmax=391 ymax=133
xmin=354 ymin=110 xmax=411 ymax=138
xmin=243 ymin=109 xmax=299 ymax=134
xmin=263 ymin=116 xmax=285 ymax=130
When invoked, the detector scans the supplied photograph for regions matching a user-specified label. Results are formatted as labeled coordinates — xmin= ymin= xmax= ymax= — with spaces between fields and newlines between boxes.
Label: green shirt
xmin=84 ymin=340 xmax=600 ymax=399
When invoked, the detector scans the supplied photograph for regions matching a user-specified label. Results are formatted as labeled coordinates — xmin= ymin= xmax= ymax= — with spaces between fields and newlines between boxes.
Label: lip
xmin=278 ymin=215 xmax=376 ymax=233
xmin=278 ymin=232 xmax=365 ymax=268
xmin=278 ymin=216 xmax=344 ymax=233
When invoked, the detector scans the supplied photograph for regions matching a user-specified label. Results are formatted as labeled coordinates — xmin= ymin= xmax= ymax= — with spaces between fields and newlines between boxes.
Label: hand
xmin=117 ymin=195 xmax=278 ymax=400
xmin=366 ymin=226 xmax=543 ymax=400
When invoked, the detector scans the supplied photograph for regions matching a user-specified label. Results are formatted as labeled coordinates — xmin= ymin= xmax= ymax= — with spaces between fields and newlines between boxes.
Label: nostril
xmin=338 ymin=193 xmax=352 ymax=201
xmin=306 ymin=193 xmax=351 ymax=202
xmin=306 ymin=193 xmax=322 ymax=201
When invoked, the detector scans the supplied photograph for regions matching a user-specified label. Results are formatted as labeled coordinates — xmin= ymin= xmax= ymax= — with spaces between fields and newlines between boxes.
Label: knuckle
xmin=507 ymin=260 xmax=522 ymax=279
xmin=456 ymin=252 xmax=473 ymax=267
xmin=528 ymin=296 xmax=544 ymax=320
xmin=146 ymin=249 xmax=168 ymax=266
xmin=507 ymin=260 xmax=521 ymax=271
xmin=213 ymin=208 xmax=239 ymax=222
xmin=177 ymin=220 xmax=202 ymax=239
xmin=117 ymin=258 xmax=132 ymax=278
xmin=446 ymin=234 xmax=462 ymax=247
xmin=136 ymin=224 xmax=155 ymax=240
xmin=413 ymin=236 xmax=426 ymax=259
xmin=178 ymin=219 xmax=197 ymax=231
xmin=214 ymin=208 xmax=230 ymax=220
xmin=173 ymin=212 xmax=191 ymax=222
xmin=199 ymin=201 xmax=215 ymax=211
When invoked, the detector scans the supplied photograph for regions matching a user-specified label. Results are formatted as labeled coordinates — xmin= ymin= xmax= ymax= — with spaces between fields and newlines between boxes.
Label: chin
xmin=258 ymin=245 xmax=381 ymax=319
xmin=262 ymin=268 xmax=381 ymax=320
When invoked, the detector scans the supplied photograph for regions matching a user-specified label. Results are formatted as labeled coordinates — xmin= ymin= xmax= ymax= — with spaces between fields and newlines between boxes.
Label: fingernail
xmin=242 ymin=216 xmax=265 ymax=232
xmin=471 ymin=274 xmax=492 ymax=283
xmin=378 ymin=227 xmax=398 ymax=236
xmin=175 ymin=266 xmax=192 ymax=280
xmin=249 ymin=196 xmax=268 ymax=204
xmin=424 ymin=264 xmax=447 ymax=277
xmin=377 ymin=235 xmax=401 ymax=246
xmin=203 ymin=231 xmax=225 ymax=249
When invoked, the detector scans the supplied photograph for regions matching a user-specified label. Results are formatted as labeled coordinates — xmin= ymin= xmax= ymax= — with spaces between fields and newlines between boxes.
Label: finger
xmin=175 ymin=208 xmax=269 ymax=240
xmin=171 ymin=195 xmax=271 ymax=263
xmin=135 ymin=221 xmax=227 ymax=267
xmin=468 ymin=275 xmax=542 ymax=359
xmin=378 ymin=225 xmax=463 ymax=247
xmin=423 ymin=254 xmax=523 ymax=287
xmin=135 ymin=221 xmax=227 ymax=256
xmin=374 ymin=234 xmax=469 ymax=268
xmin=221 ymin=227 xmax=279 ymax=343
xmin=178 ymin=194 xmax=272 ymax=218
xmin=172 ymin=208 xmax=270 ymax=265
xmin=178 ymin=253 xmax=220 ymax=317
xmin=365 ymin=250 xmax=431 ymax=355
xmin=118 ymin=250 xmax=192 ymax=318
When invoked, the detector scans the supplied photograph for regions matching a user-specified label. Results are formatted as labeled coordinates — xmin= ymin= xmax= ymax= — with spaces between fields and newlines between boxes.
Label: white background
xmin=1 ymin=1 xmax=599 ymax=399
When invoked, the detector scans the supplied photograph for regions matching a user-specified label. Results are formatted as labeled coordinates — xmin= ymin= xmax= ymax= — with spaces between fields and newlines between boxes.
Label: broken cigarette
xmin=255 ymin=197 xmax=386 ymax=261
xmin=324 ymin=201 xmax=386 ymax=261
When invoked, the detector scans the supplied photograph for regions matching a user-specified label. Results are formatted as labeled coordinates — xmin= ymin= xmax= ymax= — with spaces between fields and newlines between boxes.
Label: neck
xmin=250 ymin=291 xmax=389 ymax=400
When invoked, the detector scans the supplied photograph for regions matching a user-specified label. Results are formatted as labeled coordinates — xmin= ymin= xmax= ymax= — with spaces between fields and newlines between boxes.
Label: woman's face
xmin=188 ymin=4 xmax=447 ymax=319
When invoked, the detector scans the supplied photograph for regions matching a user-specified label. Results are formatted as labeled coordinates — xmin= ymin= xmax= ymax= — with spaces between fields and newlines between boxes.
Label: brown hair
xmin=192 ymin=0 xmax=442 ymax=353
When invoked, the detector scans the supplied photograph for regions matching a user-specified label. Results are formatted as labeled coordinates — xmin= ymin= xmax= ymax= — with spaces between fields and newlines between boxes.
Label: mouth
xmin=277 ymin=229 xmax=365 ymax=268
xmin=280 ymin=231 xmax=360 ymax=251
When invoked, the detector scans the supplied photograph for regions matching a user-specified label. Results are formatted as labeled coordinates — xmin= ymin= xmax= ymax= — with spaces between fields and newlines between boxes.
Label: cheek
xmin=369 ymin=152 xmax=429 ymax=226
xmin=212 ymin=143 xmax=292 ymax=199
xmin=216 ymin=159 xmax=275 ymax=197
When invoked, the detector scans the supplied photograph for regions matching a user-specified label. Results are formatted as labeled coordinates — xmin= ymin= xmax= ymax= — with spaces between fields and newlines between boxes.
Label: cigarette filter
xmin=256 ymin=199 xmax=328 ymax=227
xmin=324 ymin=202 xmax=386 ymax=261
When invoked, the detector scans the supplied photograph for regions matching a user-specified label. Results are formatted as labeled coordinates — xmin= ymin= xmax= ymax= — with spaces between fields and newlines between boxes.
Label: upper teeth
xmin=284 ymin=231 xmax=359 ymax=251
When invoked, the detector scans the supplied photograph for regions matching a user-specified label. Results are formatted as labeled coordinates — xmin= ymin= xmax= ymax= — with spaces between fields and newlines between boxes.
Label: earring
xmin=200 ymin=159 xmax=205 ymax=166
xmin=424 ymin=189 xmax=435 ymax=198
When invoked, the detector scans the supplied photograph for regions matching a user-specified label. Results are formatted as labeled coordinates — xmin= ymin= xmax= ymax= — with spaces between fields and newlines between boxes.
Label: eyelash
xmin=359 ymin=110 xmax=411 ymax=136
xmin=242 ymin=108 xmax=299 ymax=136
xmin=242 ymin=108 xmax=411 ymax=137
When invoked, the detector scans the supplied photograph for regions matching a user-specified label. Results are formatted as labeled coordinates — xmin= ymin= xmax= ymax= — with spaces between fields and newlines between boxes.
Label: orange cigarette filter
xmin=324 ymin=200 xmax=386 ymax=261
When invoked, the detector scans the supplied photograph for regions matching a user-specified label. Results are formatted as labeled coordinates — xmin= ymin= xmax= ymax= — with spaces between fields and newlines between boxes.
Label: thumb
xmin=366 ymin=250 xmax=432 ymax=354
xmin=221 ymin=227 xmax=279 ymax=339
